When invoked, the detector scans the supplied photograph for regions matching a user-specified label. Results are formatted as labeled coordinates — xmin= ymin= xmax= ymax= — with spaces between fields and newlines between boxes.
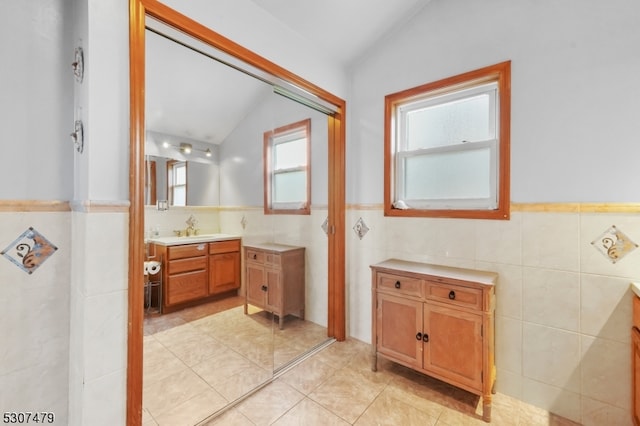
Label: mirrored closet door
xmin=140 ymin=15 xmax=334 ymax=425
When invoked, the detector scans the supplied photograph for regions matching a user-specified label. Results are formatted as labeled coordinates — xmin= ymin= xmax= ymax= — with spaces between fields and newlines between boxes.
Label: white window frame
xmin=395 ymin=83 xmax=499 ymax=210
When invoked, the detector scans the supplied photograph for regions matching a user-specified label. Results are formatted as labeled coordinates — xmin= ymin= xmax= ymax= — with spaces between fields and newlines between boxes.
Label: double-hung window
xmin=385 ymin=61 xmax=511 ymax=219
xmin=264 ymin=119 xmax=311 ymax=215
xmin=167 ymin=160 xmax=187 ymax=206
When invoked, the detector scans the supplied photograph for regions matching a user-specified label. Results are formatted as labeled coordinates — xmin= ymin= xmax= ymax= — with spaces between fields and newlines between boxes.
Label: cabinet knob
xmin=261 ymin=285 xmax=267 ymax=292
xmin=448 ymin=290 xmax=456 ymax=300
xmin=415 ymin=332 xmax=422 ymax=341
xmin=253 ymin=254 xmax=257 ymax=260
xmin=422 ymin=333 xmax=429 ymax=343
xmin=395 ymin=281 xmax=401 ymax=289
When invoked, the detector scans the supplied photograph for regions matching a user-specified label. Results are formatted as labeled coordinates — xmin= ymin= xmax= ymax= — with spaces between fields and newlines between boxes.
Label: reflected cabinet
xmin=244 ymin=243 xmax=305 ymax=329
xmin=151 ymin=239 xmax=241 ymax=313
xmin=371 ymin=259 xmax=497 ymax=422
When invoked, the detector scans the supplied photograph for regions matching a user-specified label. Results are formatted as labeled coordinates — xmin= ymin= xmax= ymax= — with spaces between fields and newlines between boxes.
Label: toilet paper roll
xmin=144 ymin=261 xmax=161 ymax=275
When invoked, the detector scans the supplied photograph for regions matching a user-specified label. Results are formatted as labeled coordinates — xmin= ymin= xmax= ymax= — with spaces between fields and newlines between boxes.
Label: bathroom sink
xmin=148 ymin=233 xmax=240 ymax=246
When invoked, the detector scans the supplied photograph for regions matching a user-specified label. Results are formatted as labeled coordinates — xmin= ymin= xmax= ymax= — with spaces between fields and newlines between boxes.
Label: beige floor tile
xmin=154 ymin=389 xmax=228 ymax=426
xmin=355 ymin=390 xmax=438 ymax=426
xmin=143 ymin=368 xmax=213 ymax=418
xmin=309 ymin=366 xmax=386 ymax=423
xmin=200 ymin=407 xmax=254 ymax=426
xmin=279 ymin=355 xmax=336 ymax=394
xmin=272 ymin=397 xmax=350 ymax=426
xmin=191 ymin=347 xmax=258 ymax=387
xmin=142 ymin=408 xmax=158 ymax=426
xmin=143 ymin=339 xmax=188 ymax=385
xmin=236 ymin=380 xmax=305 ymax=425
xmin=211 ymin=367 xmax=273 ymax=403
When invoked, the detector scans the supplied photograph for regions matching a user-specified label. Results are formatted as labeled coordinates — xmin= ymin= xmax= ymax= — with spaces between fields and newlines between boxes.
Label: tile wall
xmin=0 ymin=212 xmax=71 ymax=424
xmin=345 ymin=207 xmax=636 ymax=426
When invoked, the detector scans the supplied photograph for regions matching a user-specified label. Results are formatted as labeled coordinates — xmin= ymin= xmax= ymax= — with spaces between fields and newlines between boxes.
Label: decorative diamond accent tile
xmin=321 ymin=217 xmax=329 ymax=235
xmin=353 ymin=217 xmax=370 ymax=240
xmin=1 ymin=227 xmax=58 ymax=274
xmin=590 ymin=225 xmax=638 ymax=264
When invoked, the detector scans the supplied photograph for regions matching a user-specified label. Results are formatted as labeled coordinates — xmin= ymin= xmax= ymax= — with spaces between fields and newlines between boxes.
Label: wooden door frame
xmin=128 ymin=0 xmax=346 ymax=424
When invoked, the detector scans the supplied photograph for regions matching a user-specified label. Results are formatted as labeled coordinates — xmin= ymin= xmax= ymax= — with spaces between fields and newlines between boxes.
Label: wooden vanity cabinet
xmin=244 ymin=243 xmax=305 ymax=329
xmin=152 ymin=238 xmax=241 ymax=313
xmin=208 ymin=239 xmax=241 ymax=295
xmin=371 ymin=259 xmax=496 ymax=422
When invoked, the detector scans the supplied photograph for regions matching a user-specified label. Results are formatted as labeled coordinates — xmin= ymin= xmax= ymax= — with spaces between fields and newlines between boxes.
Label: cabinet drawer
xmin=265 ymin=253 xmax=281 ymax=268
xmin=166 ymin=270 xmax=208 ymax=305
xmin=168 ymin=256 xmax=207 ymax=275
xmin=377 ymin=273 xmax=422 ymax=297
xmin=210 ymin=239 xmax=240 ymax=255
xmin=426 ymin=282 xmax=482 ymax=310
xmin=168 ymin=243 xmax=208 ymax=260
xmin=246 ymin=248 xmax=265 ymax=264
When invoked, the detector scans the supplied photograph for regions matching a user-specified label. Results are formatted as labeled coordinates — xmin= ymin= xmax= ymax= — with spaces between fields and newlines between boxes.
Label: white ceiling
xmin=145 ymin=1 xmax=431 ymax=148
xmin=247 ymin=0 xmax=432 ymax=66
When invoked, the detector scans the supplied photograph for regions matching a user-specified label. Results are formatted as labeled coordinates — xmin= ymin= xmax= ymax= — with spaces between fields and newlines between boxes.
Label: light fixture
xmin=180 ymin=143 xmax=192 ymax=154
xmin=160 ymin=139 xmax=213 ymax=158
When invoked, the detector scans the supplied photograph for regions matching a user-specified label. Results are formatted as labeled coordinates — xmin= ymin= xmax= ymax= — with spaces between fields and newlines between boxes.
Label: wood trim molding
xmin=129 ymin=1 xmax=347 ymax=424
xmin=128 ymin=0 xmax=145 ymax=424
xmin=346 ymin=203 xmax=640 ymax=214
xmin=511 ymin=203 xmax=640 ymax=213
xmin=0 ymin=200 xmax=71 ymax=212
xmin=70 ymin=200 xmax=130 ymax=213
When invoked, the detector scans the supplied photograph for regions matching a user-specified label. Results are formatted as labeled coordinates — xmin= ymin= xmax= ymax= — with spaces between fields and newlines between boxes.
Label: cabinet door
xmin=209 ymin=252 xmax=240 ymax=295
xmin=246 ymin=263 xmax=266 ymax=308
xmin=423 ymin=304 xmax=483 ymax=391
xmin=633 ymin=327 xmax=640 ymax=426
xmin=166 ymin=270 xmax=208 ymax=306
xmin=265 ymin=268 xmax=282 ymax=313
xmin=376 ymin=293 xmax=423 ymax=369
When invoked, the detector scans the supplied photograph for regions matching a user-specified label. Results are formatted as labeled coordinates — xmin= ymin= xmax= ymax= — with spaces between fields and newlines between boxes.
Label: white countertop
xmin=631 ymin=282 xmax=640 ymax=298
xmin=147 ymin=233 xmax=240 ymax=246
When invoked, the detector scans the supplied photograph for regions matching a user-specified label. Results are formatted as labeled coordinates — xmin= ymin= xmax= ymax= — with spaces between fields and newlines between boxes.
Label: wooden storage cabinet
xmin=244 ymin=243 xmax=305 ymax=329
xmin=152 ymin=239 xmax=241 ymax=313
xmin=633 ymin=291 xmax=640 ymax=426
xmin=371 ymin=259 xmax=497 ymax=422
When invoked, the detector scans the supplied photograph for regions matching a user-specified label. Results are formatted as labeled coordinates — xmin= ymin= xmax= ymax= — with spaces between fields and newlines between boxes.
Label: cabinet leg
xmin=482 ymin=398 xmax=492 ymax=422
xmin=244 ymin=302 xmax=248 ymax=315
xmin=371 ymin=351 xmax=378 ymax=372
xmin=279 ymin=315 xmax=284 ymax=330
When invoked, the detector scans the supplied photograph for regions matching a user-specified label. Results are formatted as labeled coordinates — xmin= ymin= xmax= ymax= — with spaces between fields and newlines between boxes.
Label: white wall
xmin=219 ymin=92 xmax=329 ymax=207
xmin=348 ymin=0 xmax=640 ymax=204
xmin=0 ymin=1 xmax=73 ymax=423
xmin=347 ymin=1 xmax=640 ymax=424
xmin=0 ymin=0 xmax=74 ymax=200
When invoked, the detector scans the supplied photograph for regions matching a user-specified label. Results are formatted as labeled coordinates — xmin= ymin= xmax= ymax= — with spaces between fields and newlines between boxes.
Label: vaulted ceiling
xmin=145 ymin=1 xmax=431 ymax=148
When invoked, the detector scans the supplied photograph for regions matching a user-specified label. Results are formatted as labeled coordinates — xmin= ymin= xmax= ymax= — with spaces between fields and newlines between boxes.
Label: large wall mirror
xmin=129 ymin=2 xmax=346 ymax=425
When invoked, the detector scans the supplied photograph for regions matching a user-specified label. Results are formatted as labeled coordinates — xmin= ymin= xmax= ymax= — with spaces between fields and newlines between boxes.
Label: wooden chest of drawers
xmin=244 ymin=243 xmax=305 ymax=329
xmin=371 ymin=259 xmax=497 ymax=422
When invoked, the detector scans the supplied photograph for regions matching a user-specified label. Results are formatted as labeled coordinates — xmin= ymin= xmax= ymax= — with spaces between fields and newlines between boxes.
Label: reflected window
xmin=167 ymin=160 xmax=187 ymax=206
xmin=264 ymin=119 xmax=311 ymax=215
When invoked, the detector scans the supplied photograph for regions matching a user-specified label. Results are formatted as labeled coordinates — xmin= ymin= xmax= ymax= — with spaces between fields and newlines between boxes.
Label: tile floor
xmin=144 ymin=298 xmax=580 ymax=426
